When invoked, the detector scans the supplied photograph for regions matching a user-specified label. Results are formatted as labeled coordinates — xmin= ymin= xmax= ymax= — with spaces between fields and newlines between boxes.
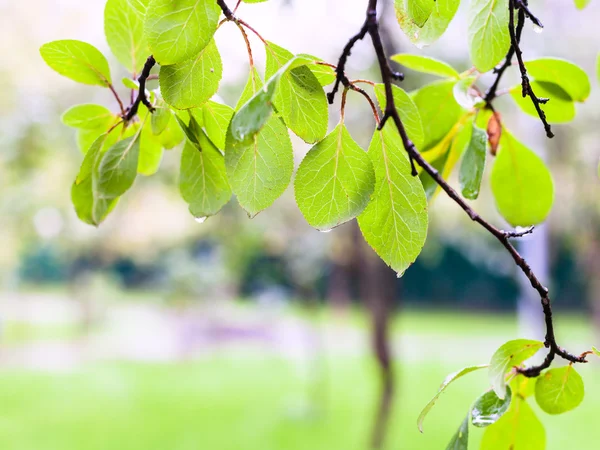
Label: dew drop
xmin=319 ymin=228 xmax=333 ymax=233
xmin=532 ymin=24 xmax=543 ymax=34
xmin=194 ymin=216 xmax=207 ymax=224
xmin=396 ymin=270 xmax=406 ymax=279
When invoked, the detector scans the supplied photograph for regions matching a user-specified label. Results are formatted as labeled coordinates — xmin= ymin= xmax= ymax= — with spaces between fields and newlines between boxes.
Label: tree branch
xmin=330 ymin=0 xmax=586 ymax=378
xmin=124 ymin=55 xmax=156 ymax=122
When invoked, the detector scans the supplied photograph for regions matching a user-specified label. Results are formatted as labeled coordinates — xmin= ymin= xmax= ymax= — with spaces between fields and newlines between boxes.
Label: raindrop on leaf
xmin=194 ymin=216 xmax=208 ymax=224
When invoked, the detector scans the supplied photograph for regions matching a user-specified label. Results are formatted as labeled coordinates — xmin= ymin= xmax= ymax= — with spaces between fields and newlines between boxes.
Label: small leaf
xmin=62 ymin=104 xmax=115 ymax=130
xmin=535 ymin=366 xmax=585 ymax=415
xmin=160 ymin=39 xmax=222 ymax=110
xmin=104 ymin=0 xmax=150 ymax=73
xmin=265 ymin=42 xmax=328 ymax=143
xmin=471 ymin=387 xmax=512 ymax=427
xmin=446 ymin=415 xmax=469 ymax=450
xmin=225 ymin=116 xmax=293 ymax=217
xmin=417 ymin=365 xmax=488 ymax=432
xmin=467 ymin=0 xmax=510 ymax=73
xmin=180 ymin=131 xmax=231 ymax=218
xmin=480 ymin=397 xmax=545 ymax=450
xmin=525 ymin=58 xmax=591 ymax=102
xmin=295 ymin=123 xmax=375 ymax=231
xmin=489 ymin=339 xmax=543 ymax=400
xmin=459 ymin=122 xmax=487 ymax=200
xmin=592 ymin=346 xmax=600 ymax=358
xmin=40 ymin=40 xmax=112 ymax=86
xmin=395 ymin=0 xmax=461 ymax=48
xmin=412 ymin=79 xmax=462 ymax=151
xmin=97 ymin=131 xmax=142 ymax=198
xmin=490 ymin=131 xmax=554 ymax=227
xmin=145 ymin=0 xmax=220 ymax=65
xmin=510 ymin=81 xmax=576 ymax=123
xmin=138 ymin=116 xmax=164 ymax=175
xmin=202 ymin=101 xmax=234 ymax=150
xmin=151 ymin=103 xmax=172 ymax=136
xmin=574 ymin=0 xmax=591 ymax=9
xmin=392 ymin=54 xmax=459 ymax=79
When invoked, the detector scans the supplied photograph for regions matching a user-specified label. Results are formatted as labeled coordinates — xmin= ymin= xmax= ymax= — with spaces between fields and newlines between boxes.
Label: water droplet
xmin=532 ymin=24 xmax=543 ymax=34
xmin=319 ymin=228 xmax=333 ymax=233
xmin=396 ymin=271 xmax=406 ymax=279
xmin=194 ymin=216 xmax=207 ymax=224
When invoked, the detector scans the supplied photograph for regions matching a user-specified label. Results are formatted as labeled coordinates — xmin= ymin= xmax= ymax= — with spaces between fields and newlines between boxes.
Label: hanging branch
xmin=329 ymin=0 xmax=587 ymax=378
xmin=485 ymin=0 xmax=553 ymax=138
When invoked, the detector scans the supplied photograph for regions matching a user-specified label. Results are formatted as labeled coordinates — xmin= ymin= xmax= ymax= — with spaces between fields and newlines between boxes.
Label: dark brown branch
xmin=217 ymin=0 xmax=234 ymax=19
xmin=332 ymin=0 xmax=586 ymax=379
xmin=124 ymin=55 xmax=156 ymax=122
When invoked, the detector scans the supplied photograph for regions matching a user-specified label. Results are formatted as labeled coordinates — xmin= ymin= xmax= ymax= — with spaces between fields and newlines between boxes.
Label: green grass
xmin=0 ymin=311 xmax=598 ymax=449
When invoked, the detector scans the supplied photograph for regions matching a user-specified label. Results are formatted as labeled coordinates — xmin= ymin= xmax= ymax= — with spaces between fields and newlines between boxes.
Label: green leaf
xmin=592 ymin=346 xmax=600 ymax=357
xmin=574 ymin=0 xmax=591 ymax=8
xmin=145 ymin=0 xmax=220 ymax=65
xmin=407 ymin=0 xmax=436 ymax=27
xmin=446 ymin=415 xmax=469 ymax=450
xmin=375 ymin=84 xmax=424 ymax=149
xmin=72 ymin=135 xmax=119 ymax=226
xmin=459 ymin=122 xmax=487 ymax=200
xmin=471 ymin=387 xmax=512 ymax=427
xmin=535 ymin=366 xmax=585 ymax=415
xmin=489 ymin=339 xmax=544 ymax=400
xmin=510 ymin=81 xmax=576 ymax=123
xmin=138 ymin=119 xmax=163 ymax=175
xmin=157 ymin=114 xmax=185 ymax=149
xmin=305 ymin=58 xmax=337 ymax=86
xmin=467 ymin=0 xmax=510 ymax=73
xmin=230 ymin=55 xmax=313 ymax=143
xmin=412 ymin=79 xmax=462 ymax=151
xmin=490 ymin=131 xmax=554 ymax=227
xmin=104 ymin=0 xmax=150 ymax=73
xmin=160 ymin=39 xmax=222 ymax=110
xmin=62 ymin=104 xmax=115 ymax=130
xmin=151 ymin=102 xmax=172 ymax=136
xmin=202 ymin=101 xmax=235 ymax=150
xmin=225 ymin=116 xmax=293 ymax=217
xmin=237 ymin=68 xmax=263 ymax=110
xmin=97 ymin=130 xmax=142 ymax=198
xmin=265 ymin=42 xmax=328 ymax=143
xmin=358 ymin=103 xmax=428 ymax=275
xmin=395 ymin=0 xmax=460 ymax=48
xmin=180 ymin=132 xmax=231 ymax=219
xmin=480 ymin=398 xmax=545 ymax=450
xmin=453 ymin=77 xmax=482 ymax=109
xmin=122 ymin=77 xmax=139 ymax=90
xmin=295 ymin=123 xmax=375 ymax=231
xmin=510 ymin=374 xmax=536 ymax=399
xmin=392 ymin=54 xmax=459 ymax=79
xmin=40 ymin=40 xmax=112 ymax=86
xmin=524 ymin=58 xmax=591 ymax=102
xmin=417 ymin=365 xmax=488 ymax=432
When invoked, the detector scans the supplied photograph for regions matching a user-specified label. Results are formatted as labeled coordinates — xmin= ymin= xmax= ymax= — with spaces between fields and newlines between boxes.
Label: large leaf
xmin=480 ymin=398 xmax=545 ymax=450
xmin=459 ymin=122 xmax=487 ymax=200
xmin=467 ymin=0 xmax=510 ymax=73
xmin=524 ymin=58 xmax=591 ymax=102
xmin=446 ymin=415 xmax=469 ymax=450
xmin=295 ymin=123 xmax=375 ymax=231
xmin=202 ymin=101 xmax=235 ymax=150
xmin=180 ymin=132 xmax=231 ymax=219
xmin=411 ymin=79 xmax=462 ymax=151
xmin=104 ymin=0 xmax=150 ymax=73
xmin=358 ymin=125 xmax=428 ymax=276
xmin=392 ymin=54 xmax=459 ymax=79
xmin=417 ymin=365 xmax=488 ymax=432
xmin=265 ymin=42 xmax=328 ymax=143
xmin=490 ymin=131 xmax=554 ymax=227
xmin=510 ymin=81 xmax=576 ymax=123
xmin=160 ymin=39 xmax=222 ymax=110
xmin=62 ymin=104 xmax=115 ymax=130
xmin=395 ymin=0 xmax=460 ymax=48
xmin=535 ymin=366 xmax=585 ymax=415
xmin=225 ymin=116 xmax=293 ymax=217
xmin=374 ymin=84 xmax=424 ymax=149
xmin=145 ymin=0 xmax=220 ymax=65
xmin=471 ymin=387 xmax=512 ymax=427
xmin=40 ymin=40 xmax=112 ymax=86
xmin=489 ymin=339 xmax=544 ymax=400
xmin=97 ymin=131 xmax=142 ymax=198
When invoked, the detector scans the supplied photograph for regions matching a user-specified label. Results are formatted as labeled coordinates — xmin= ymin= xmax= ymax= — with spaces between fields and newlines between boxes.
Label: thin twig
xmin=108 ymin=84 xmax=125 ymax=116
xmin=124 ymin=55 xmax=156 ymax=121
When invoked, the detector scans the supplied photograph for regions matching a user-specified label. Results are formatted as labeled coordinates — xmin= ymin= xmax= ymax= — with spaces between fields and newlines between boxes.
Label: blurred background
xmin=0 ymin=0 xmax=599 ymax=449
